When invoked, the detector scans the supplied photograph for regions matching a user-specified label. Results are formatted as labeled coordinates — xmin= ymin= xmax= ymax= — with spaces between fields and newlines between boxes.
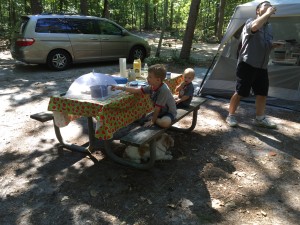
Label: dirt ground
xmin=0 ymin=37 xmax=300 ymax=225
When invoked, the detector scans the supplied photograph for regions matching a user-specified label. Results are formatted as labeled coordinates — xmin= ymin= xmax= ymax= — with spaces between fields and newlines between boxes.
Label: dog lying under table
xmin=123 ymin=133 xmax=174 ymax=163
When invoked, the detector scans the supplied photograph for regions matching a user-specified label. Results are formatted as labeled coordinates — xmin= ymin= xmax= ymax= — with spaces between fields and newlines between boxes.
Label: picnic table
xmin=47 ymin=74 xmax=183 ymax=141
xmin=31 ymin=73 xmax=207 ymax=169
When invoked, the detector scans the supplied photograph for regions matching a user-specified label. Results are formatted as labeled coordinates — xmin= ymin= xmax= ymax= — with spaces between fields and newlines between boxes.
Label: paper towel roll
xmin=119 ymin=58 xmax=127 ymax=77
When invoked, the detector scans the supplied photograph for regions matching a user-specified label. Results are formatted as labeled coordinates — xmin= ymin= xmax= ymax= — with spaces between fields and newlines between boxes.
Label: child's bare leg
xmin=156 ymin=116 xmax=172 ymax=128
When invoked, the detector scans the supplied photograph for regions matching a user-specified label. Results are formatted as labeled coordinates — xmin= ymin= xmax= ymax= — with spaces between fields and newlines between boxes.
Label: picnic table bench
xmin=105 ymin=96 xmax=207 ymax=169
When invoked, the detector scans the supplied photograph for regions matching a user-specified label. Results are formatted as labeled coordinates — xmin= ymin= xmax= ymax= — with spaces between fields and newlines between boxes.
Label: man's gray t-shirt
xmin=238 ymin=18 xmax=273 ymax=69
xmin=141 ymin=83 xmax=177 ymax=119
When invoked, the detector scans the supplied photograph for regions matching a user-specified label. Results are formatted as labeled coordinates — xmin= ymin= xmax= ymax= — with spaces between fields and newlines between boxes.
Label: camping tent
xmin=201 ymin=0 xmax=300 ymax=111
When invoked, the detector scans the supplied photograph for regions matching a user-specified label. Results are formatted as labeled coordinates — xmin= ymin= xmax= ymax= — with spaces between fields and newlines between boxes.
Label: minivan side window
xmin=35 ymin=18 xmax=70 ymax=33
xmin=66 ymin=19 xmax=98 ymax=34
xmin=100 ymin=21 xmax=122 ymax=35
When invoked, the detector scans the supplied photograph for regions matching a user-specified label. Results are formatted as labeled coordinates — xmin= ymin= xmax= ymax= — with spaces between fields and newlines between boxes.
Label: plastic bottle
xmin=166 ymin=72 xmax=171 ymax=80
xmin=143 ymin=63 xmax=148 ymax=77
xmin=128 ymin=68 xmax=136 ymax=81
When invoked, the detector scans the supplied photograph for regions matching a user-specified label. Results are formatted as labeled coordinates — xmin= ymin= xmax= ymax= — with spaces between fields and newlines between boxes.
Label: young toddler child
xmin=174 ymin=68 xmax=195 ymax=108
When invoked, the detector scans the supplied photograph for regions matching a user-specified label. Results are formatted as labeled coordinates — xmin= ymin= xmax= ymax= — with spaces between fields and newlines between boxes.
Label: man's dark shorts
xmin=236 ymin=61 xmax=269 ymax=97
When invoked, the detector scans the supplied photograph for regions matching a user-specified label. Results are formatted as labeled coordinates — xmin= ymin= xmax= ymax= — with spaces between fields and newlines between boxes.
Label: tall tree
xmin=80 ymin=0 xmax=88 ymax=15
xmin=179 ymin=0 xmax=201 ymax=60
xmin=216 ymin=0 xmax=226 ymax=41
xmin=25 ymin=0 xmax=30 ymax=14
xmin=9 ymin=0 xmax=16 ymax=29
xmin=214 ymin=2 xmax=219 ymax=35
xmin=155 ymin=0 xmax=168 ymax=57
xmin=170 ymin=0 xmax=174 ymax=30
xmin=144 ymin=1 xmax=150 ymax=30
xmin=59 ymin=0 xmax=64 ymax=13
xmin=29 ymin=0 xmax=42 ymax=14
xmin=153 ymin=0 xmax=158 ymax=28
xmin=103 ymin=0 xmax=109 ymax=18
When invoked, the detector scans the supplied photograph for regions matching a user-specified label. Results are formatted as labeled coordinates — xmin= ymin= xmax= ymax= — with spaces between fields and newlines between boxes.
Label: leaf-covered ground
xmin=1 ymin=38 xmax=299 ymax=224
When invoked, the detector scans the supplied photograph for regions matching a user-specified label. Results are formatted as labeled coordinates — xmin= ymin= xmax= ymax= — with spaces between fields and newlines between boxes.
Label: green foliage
xmin=144 ymin=56 xmax=173 ymax=66
xmin=0 ymin=0 xmax=251 ymax=49
xmin=144 ymin=53 xmax=211 ymax=68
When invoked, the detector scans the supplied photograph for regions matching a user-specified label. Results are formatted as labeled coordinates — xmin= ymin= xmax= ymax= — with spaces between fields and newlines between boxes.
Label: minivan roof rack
xmin=40 ymin=12 xmax=80 ymax=15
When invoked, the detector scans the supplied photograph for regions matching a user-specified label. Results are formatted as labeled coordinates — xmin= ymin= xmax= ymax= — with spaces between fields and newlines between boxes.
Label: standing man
xmin=226 ymin=1 xmax=281 ymax=128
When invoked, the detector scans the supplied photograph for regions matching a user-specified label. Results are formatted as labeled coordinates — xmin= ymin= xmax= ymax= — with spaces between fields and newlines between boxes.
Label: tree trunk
xmin=103 ymin=0 xmax=109 ymax=18
xmin=24 ymin=0 xmax=30 ymax=14
xmin=9 ymin=0 xmax=16 ymax=28
xmin=59 ymin=0 xmax=63 ymax=13
xmin=214 ymin=3 xmax=219 ymax=36
xmin=179 ymin=0 xmax=201 ymax=60
xmin=216 ymin=0 xmax=226 ymax=42
xmin=130 ymin=2 xmax=134 ymax=28
xmin=29 ymin=0 xmax=43 ymax=14
xmin=153 ymin=5 xmax=157 ymax=27
xmin=155 ymin=0 xmax=168 ymax=57
xmin=170 ymin=0 xmax=174 ymax=30
xmin=144 ymin=1 xmax=150 ymax=30
xmin=80 ymin=0 xmax=88 ymax=15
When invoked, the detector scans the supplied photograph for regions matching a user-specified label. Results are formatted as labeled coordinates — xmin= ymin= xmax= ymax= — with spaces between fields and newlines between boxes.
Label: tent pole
xmin=197 ymin=52 xmax=219 ymax=96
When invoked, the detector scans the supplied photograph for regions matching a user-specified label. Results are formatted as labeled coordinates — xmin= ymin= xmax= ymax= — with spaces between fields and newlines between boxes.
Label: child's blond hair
xmin=183 ymin=68 xmax=195 ymax=78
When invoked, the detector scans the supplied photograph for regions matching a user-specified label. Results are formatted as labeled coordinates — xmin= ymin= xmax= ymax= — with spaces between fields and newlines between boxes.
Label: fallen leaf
xmin=90 ymin=189 xmax=98 ymax=197
xmin=180 ymin=198 xmax=193 ymax=208
xmin=61 ymin=196 xmax=69 ymax=201
xmin=177 ymin=156 xmax=187 ymax=161
xmin=261 ymin=210 xmax=267 ymax=217
xmin=220 ymin=154 xmax=228 ymax=160
xmin=225 ymin=201 xmax=236 ymax=208
xmin=233 ymin=171 xmax=246 ymax=177
xmin=167 ymin=204 xmax=177 ymax=209
xmin=211 ymin=198 xmax=223 ymax=209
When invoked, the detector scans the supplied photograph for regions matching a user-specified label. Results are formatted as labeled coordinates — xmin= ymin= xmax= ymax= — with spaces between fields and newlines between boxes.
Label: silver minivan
xmin=10 ymin=14 xmax=151 ymax=71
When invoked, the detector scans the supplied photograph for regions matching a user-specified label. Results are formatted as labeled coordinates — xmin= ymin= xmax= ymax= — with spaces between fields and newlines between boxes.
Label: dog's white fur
xmin=123 ymin=133 xmax=174 ymax=163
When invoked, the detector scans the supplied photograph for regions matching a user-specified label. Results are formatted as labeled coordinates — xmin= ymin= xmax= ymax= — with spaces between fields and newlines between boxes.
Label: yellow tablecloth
xmin=47 ymin=75 xmax=183 ymax=140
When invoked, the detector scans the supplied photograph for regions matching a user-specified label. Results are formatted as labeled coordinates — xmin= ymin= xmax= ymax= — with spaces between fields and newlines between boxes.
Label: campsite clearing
xmin=1 ymin=45 xmax=300 ymax=224
xmin=1 ymin=22 xmax=300 ymax=225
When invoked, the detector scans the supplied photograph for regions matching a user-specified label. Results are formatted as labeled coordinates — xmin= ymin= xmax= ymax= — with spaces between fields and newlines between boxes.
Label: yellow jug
xmin=133 ymin=59 xmax=141 ymax=78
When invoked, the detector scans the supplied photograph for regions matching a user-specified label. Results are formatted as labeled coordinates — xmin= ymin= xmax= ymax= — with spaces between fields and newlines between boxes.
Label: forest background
xmin=0 ymin=0 xmax=249 ymax=59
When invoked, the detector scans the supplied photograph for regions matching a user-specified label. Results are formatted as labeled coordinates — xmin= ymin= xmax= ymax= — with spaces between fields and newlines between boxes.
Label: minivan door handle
xmin=101 ymin=38 xmax=109 ymax=40
xmin=89 ymin=38 xmax=99 ymax=40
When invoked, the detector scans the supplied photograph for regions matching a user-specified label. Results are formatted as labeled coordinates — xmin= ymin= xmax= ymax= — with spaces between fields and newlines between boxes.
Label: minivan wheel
xmin=128 ymin=46 xmax=146 ymax=63
xmin=47 ymin=50 xmax=71 ymax=71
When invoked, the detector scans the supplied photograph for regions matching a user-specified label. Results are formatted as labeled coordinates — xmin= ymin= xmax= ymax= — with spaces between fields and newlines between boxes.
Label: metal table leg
xmin=53 ymin=117 xmax=96 ymax=153
xmin=169 ymin=107 xmax=199 ymax=132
